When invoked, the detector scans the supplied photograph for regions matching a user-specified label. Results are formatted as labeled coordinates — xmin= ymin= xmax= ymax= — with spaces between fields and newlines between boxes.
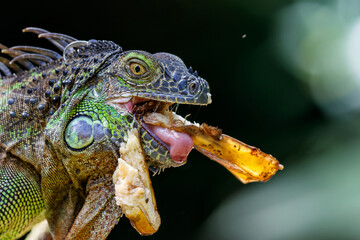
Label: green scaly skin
xmin=0 ymin=28 xmax=211 ymax=239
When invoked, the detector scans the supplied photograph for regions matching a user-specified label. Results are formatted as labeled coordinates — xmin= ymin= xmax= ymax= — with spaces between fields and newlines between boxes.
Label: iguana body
xmin=0 ymin=28 xmax=211 ymax=239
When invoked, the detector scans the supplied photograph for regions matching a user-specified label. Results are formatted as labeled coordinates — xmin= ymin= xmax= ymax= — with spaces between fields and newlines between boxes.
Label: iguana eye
xmin=128 ymin=60 xmax=148 ymax=77
xmin=65 ymin=116 xmax=94 ymax=150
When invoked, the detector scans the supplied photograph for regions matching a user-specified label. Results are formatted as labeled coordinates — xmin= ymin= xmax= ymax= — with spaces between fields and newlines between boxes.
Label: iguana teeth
xmin=120 ymin=92 xmax=132 ymax=98
xmin=108 ymin=97 xmax=132 ymax=103
xmin=207 ymin=92 xmax=212 ymax=104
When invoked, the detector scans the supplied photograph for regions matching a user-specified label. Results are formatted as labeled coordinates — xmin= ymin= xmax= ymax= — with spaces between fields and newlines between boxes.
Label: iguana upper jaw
xmin=106 ymin=97 xmax=136 ymax=112
xmin=107 ymin=97 xmax=167 ymax=113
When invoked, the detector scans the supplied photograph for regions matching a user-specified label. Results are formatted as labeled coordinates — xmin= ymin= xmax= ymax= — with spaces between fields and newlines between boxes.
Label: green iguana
xmin=0 ymin=28 xmax=282 ymax=240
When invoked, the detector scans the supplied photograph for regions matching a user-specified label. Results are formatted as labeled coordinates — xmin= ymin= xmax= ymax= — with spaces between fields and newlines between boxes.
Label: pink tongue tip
xmin=168 ymin=131 xmax=194 ymax=163
xmin=146 ymin=125 xmax=194 ymax=163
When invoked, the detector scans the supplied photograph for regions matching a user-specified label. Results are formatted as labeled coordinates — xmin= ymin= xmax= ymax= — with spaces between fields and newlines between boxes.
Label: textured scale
xmin=0 ymin=28 xmax=211 ymax=240
xmin=0 ymin=68 xmax=55 ymax=172
xmin=0 ymin=156 xmax=44 ymax=240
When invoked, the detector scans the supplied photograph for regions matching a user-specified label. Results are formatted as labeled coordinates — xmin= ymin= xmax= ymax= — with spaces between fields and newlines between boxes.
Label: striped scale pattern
xmin=0 ymin=157 xmax=44 ymax=240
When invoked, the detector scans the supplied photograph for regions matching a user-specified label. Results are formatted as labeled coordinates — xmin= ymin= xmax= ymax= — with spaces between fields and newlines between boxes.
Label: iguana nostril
xmin=189 ymin=82 xmax=198 ymax=94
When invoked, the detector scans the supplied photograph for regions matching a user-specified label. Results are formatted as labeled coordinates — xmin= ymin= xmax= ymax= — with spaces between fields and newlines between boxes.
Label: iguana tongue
xmin=144 ymin=124 xmax=193 ymax=163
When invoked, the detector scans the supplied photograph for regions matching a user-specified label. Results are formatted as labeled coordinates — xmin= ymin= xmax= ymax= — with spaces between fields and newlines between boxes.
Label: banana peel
xmin=143 ymin=112 xmax=283 ymax=184
xmin=176 ymin=124 xmax=283 ymax=183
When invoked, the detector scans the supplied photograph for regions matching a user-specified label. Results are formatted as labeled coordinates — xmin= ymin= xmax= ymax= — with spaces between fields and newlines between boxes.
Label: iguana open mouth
xmin=133 ymin=99 xmax=194 ymax=163
xmin=140 ymin=117 xmax=193 ymax=163
xmin=109 ymin=96 xmax=194 ymax=164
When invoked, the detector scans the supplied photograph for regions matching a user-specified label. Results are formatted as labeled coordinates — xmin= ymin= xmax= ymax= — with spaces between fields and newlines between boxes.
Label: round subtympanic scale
xmin=65 ymin=116 xmax=94 ymax=149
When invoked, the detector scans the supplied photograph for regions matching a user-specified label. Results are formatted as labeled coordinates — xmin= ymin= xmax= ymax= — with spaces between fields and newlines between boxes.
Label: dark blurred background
xmin=4 ymin=0 xmax=360 ymax=239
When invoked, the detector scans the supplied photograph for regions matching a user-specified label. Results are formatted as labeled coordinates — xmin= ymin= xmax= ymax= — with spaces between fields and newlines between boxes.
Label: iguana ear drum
xmin=65 ymin=116 xmax=94 ymax=150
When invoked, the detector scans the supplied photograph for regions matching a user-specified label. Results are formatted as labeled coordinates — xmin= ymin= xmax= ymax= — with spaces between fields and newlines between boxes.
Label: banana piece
xmin=143 ymin=112 xmax=283 ymax=184
xmin=112 ymin=129 xmax=160 ymax=235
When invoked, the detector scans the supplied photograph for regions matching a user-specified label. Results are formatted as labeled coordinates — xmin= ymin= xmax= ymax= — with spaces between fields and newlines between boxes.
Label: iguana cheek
xmin=65 ymin=116 xmax=94 ymax=149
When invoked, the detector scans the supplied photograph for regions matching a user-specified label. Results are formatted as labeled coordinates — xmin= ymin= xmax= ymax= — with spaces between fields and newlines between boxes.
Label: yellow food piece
xmin=112 ymin=129 xmax=160 ymax=235
xmin=144 ymin=112 xmax=283 ymax=184
xmin=190 ymin=128 xmax=283 ymax=184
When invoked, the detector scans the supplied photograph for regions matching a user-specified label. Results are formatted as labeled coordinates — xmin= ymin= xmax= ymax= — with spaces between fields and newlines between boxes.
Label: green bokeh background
xmin=3 ymin=0 xmax=360 ymax=239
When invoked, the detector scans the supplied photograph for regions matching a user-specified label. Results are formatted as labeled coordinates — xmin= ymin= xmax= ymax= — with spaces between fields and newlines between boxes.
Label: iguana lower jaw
xmin=141 ymin=122 xmax=193 ymax=164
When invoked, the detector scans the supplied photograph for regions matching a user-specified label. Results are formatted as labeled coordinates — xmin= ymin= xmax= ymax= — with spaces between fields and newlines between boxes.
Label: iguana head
xmin=101 ymin=51 xmax=211 ymax=105
xmin=97 ymin=50 xmax=212 ymax=172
